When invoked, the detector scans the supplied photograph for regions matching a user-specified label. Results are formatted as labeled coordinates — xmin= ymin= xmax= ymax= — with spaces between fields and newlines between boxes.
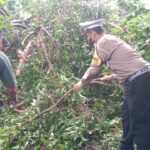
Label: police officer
xmin=0 ymin=37 xmax=18 ymax=107
xmin=73 ymin=19 xmax=150 ymax=150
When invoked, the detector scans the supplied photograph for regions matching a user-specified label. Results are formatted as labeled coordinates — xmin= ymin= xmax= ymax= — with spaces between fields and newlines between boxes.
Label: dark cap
xmin=79 ymin=19 xmax=103 ymax=33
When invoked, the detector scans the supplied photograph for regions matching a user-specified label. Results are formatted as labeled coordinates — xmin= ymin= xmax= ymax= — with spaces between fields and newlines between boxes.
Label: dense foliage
xmin=0 ymin=0 xmax=149 ymax=149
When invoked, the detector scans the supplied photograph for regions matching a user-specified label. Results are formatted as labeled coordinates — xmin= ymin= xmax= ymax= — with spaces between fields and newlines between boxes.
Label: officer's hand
xmin=73 ymin=81 xmax=84 ymax=92
xmin=99 ymin=74 xmax=115 ymax=82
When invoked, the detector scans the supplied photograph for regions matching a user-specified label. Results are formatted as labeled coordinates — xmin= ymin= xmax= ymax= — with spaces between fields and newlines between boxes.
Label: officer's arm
xmin=73 ymin=49 xmax=102 ymax=92
xmin=81 ymin=66 xmax=100 ymax=85
xmin=81 ymin=49 xmax=101 ymax=86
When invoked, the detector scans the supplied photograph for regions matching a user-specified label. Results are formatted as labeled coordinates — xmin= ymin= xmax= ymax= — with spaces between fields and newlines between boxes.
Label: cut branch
xmin=12 ymin=23 xmax=29 ymax=29
xmin=37 ymin=29 xmax=54 ymax=74
xmin=0 ymin=8 xmax=9 ymax=16
xmin=42 ymin=26 xmax=61 ymax=61
xmin=16 ymin=41 xmax=34 ymax=76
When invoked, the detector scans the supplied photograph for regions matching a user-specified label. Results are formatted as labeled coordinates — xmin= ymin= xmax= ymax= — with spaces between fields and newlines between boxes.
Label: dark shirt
xmin=0 ymin=51 xmax=17 ymax=87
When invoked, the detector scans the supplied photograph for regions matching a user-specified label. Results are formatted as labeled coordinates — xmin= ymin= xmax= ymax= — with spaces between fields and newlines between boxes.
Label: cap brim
xmin=79 ymin=20 xmax=99 ymax=28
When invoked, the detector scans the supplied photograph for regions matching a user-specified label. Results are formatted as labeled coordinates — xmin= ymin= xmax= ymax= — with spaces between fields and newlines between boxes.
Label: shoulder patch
xmin=91 ymin=49 xmax=101 ymax=67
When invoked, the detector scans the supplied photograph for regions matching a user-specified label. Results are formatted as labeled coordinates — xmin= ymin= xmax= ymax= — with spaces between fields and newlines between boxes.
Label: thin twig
xmin=21 ymin=88 xmax=73 ymax=126
xmin=13 ymin=100 xmax=26 ymax=108
xmin=21 ymin=32 xmax=35 ymax=45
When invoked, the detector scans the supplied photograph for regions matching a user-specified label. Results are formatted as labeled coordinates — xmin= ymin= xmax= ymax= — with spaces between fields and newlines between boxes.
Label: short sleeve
xmin=96 ymin=46 xmax=109 ymax=63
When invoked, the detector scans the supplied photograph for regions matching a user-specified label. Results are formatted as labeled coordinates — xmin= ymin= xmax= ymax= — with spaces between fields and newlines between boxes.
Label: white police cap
xmin=79 ymin=19 xmax=103 ymax=33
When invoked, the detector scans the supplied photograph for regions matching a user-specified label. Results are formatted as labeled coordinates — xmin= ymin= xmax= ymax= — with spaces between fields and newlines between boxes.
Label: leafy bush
xmin=0 ymin=0 xmax=149 ymax=149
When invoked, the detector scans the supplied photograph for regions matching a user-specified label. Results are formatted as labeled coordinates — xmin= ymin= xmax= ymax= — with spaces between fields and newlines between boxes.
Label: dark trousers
xmin=118 ymin=71 xmax=150 ymax=150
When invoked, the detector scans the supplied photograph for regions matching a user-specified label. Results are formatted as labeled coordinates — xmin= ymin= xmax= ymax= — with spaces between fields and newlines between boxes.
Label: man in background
xmin=0 ymin=36 xmax=18 ymax=107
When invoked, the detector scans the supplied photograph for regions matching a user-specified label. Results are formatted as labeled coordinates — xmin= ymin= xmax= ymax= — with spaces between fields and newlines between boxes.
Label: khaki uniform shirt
xmin=81 ymin=34 xmax=149 ymax=84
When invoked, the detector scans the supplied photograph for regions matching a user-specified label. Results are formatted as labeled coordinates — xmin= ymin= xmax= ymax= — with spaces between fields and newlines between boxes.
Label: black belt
xmin=127 ymin=65 xmax=150 ymax=83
